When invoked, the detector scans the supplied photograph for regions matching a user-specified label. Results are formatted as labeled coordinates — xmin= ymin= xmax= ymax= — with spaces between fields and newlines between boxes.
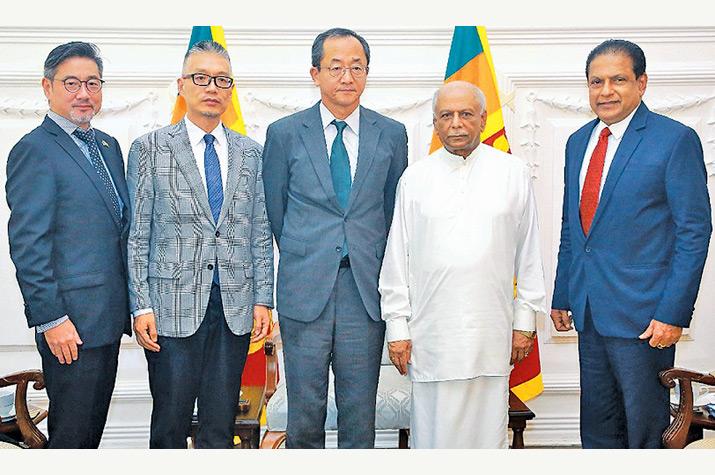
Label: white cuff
xmin=385 ymin=317 xmax=411 ymax=342
xmin=513 ymin=303 xmax=536 ymax=332
xmin=132 ymin=307 xmax=154 ymax=318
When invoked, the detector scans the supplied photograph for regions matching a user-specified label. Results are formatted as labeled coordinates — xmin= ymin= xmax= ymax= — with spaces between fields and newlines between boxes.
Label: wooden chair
xmin=659 ymin=367 xmax=715 ymax=449
xmin=0 ymin=370 xmax=48 ymax=449
xmin=260 ymin=328 xmax=535 ymax=449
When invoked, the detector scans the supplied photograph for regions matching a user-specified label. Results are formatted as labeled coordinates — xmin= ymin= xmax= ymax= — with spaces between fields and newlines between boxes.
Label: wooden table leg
xmin=399 ymin=429 xmax=409 ymax=449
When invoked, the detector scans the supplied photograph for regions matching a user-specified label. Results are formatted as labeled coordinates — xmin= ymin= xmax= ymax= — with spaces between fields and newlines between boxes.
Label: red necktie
xmin=580 ymin=127 xmax=611 ymax=235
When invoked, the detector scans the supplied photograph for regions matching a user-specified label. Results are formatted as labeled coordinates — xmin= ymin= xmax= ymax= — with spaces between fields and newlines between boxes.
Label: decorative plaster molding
xmin=1 ymin=26 xmax=714 ymax=47
xmin=4 ymin=70 xmax=715 ymax=90
xmin=0 ymin=92 xmax=158 ymax=117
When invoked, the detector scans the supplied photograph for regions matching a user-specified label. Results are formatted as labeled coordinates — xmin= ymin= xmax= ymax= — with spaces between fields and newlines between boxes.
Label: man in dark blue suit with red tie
xmin=550 ymin=39 xmax=712 ymax=449
xmin=6 ymin=42 xmax=130 ymax=448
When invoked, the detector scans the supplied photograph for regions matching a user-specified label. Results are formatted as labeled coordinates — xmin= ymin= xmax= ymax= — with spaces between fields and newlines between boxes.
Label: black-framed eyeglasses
xmin=183 ymin=73 xmax=234 ymax=89
xmin=320 ymin=65 xmax=369 ymax=78
xmin=55 ymin=77 xmax=105 ymax=94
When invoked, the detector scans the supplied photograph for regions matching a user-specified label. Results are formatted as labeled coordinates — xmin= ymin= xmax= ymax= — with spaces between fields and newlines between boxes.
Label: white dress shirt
xmin=579 ymin=104 xmax=639 ymax=198
xmin=379 ymin=145 xmax=547 ymax=382
xmin=184 ymin=117 xmax=229 ymax=195
xmin=319 ymin=102 xmax=359 ymax=180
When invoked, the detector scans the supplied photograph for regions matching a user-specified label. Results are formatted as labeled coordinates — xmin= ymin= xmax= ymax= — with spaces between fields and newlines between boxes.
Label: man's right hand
xmin=134 ymin=313 xmax=161 ymax=352
xmin=388 ymin=339 xmax=412 ymax=376
xmin=44 ymin=319 xmax=83 ymax=364
xmin=550 ymin=308 xmax=573 ymax=332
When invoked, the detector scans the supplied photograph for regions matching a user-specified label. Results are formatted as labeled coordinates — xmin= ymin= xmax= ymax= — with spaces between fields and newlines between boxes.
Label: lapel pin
xmin=101 ymin=140 xmax=110 ymax=148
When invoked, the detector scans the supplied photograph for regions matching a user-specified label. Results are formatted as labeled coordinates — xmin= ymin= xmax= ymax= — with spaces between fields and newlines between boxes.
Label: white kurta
xmin=379 ymin=145 xmax=547 ymax=382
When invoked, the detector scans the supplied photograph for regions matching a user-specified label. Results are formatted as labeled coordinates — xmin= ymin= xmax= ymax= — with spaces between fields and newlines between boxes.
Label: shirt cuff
xmin=385 ymin=317 xmax=411 ymax=342
xmin=513 ymin=304 xmax=536 ymax=332
xmin=35 ymin=315 xmax=69 ymax=334
xmin=132 ymin=307 xmax=154 ymax=318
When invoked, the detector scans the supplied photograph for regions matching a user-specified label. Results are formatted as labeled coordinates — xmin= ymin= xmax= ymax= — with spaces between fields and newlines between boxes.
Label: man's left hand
xmin=638 ymin=319 xmax=683 ymax=349
xmin=511 ymin=331 xmax=534 ymax=365
xmin=251 ymin=305 xmax=271 ymax=343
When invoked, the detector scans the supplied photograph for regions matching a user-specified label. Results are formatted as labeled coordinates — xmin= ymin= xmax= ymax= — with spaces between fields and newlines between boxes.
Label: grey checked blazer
xmin=127 ymin=120 xmax=274 ymax=338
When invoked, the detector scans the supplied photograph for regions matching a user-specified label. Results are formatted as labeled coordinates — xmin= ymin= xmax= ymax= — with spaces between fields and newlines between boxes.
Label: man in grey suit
xmin=127 ymin=41 xmax=274 ymax=449
xmin=262 ymin=27 xmax=408 ymax=448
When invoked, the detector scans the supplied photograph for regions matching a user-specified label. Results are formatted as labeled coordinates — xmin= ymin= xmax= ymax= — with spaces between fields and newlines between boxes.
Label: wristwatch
xmin=514 ymin=330 xmax=536 ymax=339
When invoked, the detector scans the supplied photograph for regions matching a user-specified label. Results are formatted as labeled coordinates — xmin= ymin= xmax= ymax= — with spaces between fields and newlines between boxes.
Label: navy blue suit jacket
xmin=552 ymin=102 xmax=712 ymax=338
xmin=262 ymin=102 xmax=408 ymax=322
xmin=6 ymin=116 xmax=131 ymax=348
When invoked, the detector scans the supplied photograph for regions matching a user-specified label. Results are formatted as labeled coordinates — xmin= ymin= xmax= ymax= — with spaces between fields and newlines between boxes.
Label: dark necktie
xmin=203 ymin=134 xmax=224 ymax=223
xmin=72 ymin=128 xmax=121 ymax=221
xmin=580 ymin=127 xmax=611 ymax=235
xmin=204 ymin=134 xmax=223 ymax=285
xmin=330 ymin=120 xmax=351 ymax=257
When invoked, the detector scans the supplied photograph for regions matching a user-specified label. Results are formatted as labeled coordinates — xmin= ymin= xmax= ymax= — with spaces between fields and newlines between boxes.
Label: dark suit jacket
xmin=262 ymin=102 xmax=408 ymax=322
xmin=6 ymin=116 xmax=131 ymax=348
xmin=552 ymin=102 xmax=712 ymax=337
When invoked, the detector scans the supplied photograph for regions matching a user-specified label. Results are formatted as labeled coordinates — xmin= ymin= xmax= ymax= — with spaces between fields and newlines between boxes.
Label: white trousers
xmin=410 ymin=376 xmax=509 ymax=449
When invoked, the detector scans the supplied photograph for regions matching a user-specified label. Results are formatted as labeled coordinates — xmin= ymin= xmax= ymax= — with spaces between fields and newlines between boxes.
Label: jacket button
xmin=336 ymin=246 xmax=342 ymax=253
xmin=207 ymin=264 xmax=214 ymax=270
xmin=585 ymin=246 xmax=591 ymax=253
xmin=215 ymin=231 xmax=220 ymax=238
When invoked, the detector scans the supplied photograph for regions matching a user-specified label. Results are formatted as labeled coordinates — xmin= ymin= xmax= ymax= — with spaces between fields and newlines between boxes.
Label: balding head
xmin=432 ymin=81 xmax=488 ymax=158
xmin=432 ymin=81 xmax=486 ymax=116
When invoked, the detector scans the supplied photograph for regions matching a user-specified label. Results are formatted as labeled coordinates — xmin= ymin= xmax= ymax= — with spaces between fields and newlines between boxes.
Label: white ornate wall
xmin=1 ymin=26 xmax=714 ymax=448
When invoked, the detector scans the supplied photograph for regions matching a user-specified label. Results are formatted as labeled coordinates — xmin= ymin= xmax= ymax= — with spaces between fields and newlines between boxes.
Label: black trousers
xmin=37 ymin=338 xmax=120 ymax=449
xmin=146 ymin=284 xmax=251 ymax=449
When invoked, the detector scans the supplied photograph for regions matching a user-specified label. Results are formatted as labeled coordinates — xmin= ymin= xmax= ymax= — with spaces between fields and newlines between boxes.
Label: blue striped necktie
xmin=72 ymin=128 xmax=121 ymax=221
xmin=204 ymin=133 xmax=223 ymax=284
xmin=330 ymin=120 xmax=351 ymax=258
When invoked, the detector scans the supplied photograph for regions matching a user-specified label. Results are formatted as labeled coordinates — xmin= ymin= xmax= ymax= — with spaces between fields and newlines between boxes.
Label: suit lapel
xmin=217 ymin=127 xmax=247 ymax=227
xmin=588 ymin=103 xmax=647 ymax=235
xmin=300 ymin=102 xmax=342 ymax=212
xmin=346 ymin=107 xmax=381 ymax=214
xmin=570 ymin=119 xmax=597 ymax=240
xmin=41 ymin=117 xmax=122 ymax=227
xmin=167 ymin=120 xmax=215 ymax=224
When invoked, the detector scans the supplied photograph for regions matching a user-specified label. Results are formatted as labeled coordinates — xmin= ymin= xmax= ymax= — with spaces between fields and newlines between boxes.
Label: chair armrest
xmin=0 ymin=370 xmax=48 ymax=449
xmin=659 ymin=367 xmax=715 ymax=449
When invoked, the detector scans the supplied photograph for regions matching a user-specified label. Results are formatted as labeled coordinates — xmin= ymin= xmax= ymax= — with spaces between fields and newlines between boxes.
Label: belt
xmin=339 ymin=256 xmax=350 ymax=268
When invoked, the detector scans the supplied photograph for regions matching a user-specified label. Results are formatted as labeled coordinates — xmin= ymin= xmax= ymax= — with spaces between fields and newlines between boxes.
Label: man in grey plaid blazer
xmin=127 ymin=41 xmax=274 ymax=449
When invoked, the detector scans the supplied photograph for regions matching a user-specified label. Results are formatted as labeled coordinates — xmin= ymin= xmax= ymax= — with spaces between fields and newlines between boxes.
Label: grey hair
xmin=311 ymin=28 xmax=370 ymax=68
xmin=432 ymin=81 xmax=487 ymax=116
xmin=43 ymin=42 xmax=103 ymax=80
xmin=182 ymin=40 xmax=231 ymax=74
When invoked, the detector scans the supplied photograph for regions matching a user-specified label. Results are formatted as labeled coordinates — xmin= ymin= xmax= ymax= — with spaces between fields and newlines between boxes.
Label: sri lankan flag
xmin=431 ymin=26 xmax=544 ymax=401
xmin=172 ymin=26 xmax=270 ymax=389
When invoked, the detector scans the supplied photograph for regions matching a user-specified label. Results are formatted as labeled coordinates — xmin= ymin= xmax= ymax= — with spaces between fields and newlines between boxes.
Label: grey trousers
xmin=279 ymin=266 xmax=385 ymax=448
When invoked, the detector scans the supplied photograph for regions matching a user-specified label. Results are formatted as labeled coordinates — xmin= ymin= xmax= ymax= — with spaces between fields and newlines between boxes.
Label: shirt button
xmin=207 ymin=264 xmax=214 ymax=270
xmin=215 ymin=231 xmax=221 ymax=238
xmin=336 ymin=246 xmax=342 ymax=253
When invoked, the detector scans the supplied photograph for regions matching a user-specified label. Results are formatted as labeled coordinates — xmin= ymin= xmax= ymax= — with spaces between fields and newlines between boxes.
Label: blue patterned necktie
xmin=72 ymin=128 xmax=121 ymax=221
xmin=203 ymin=134 xmax=224 ymax=223
xmin=204 ymin=134 xmax=223 ymax=285
xmin=330 ymin=120 xmax=351 ymax=257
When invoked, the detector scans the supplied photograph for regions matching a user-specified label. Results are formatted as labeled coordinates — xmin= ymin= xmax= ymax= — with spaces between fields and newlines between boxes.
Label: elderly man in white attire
xmin=379 ymin=81 xmax=547 ymax=449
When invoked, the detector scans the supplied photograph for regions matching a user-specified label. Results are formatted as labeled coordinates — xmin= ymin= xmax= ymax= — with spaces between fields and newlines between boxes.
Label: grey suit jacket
xmin=262 ymin=102 xmax=408 ymax=322
xmin=127 ymin=120 xmax=274 ymax=337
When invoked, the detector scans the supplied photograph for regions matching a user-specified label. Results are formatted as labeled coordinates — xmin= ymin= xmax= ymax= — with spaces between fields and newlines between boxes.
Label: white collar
xmin=319 ymin=102 xmax=360 ymax=136
xmin=595 ymin=103 xmax=640 ymax=140
xmin=184 ymin=117 xmax=227 ymax=149
xmin=438 ymin=144 xmax=482 ymax=167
